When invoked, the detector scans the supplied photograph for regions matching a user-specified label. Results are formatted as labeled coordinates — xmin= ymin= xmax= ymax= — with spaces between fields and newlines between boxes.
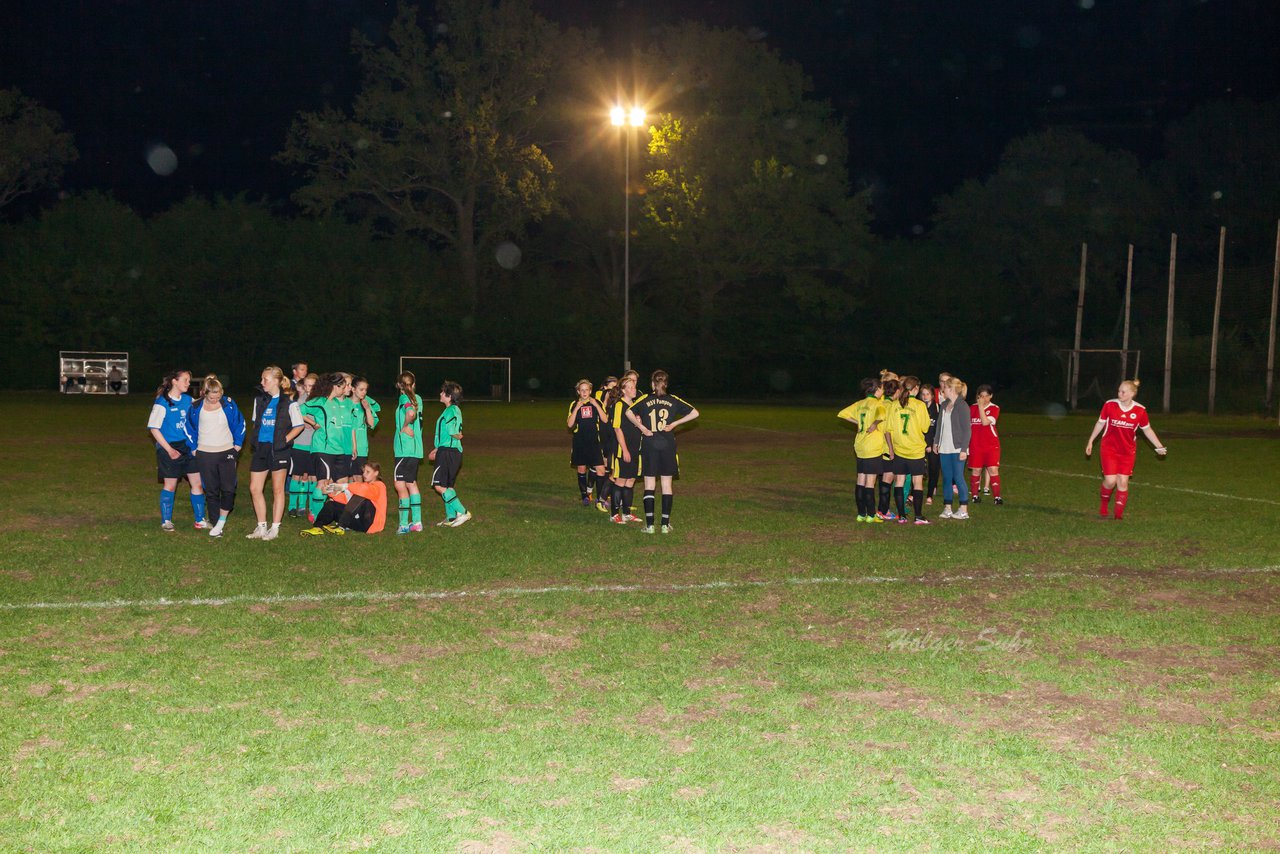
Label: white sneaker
xmin=449 ymin=512 xmax=472 ymax=528
xmin=954 ymin=509 xmax=970 ymax=520
xmin=193 ymin=520 xmax=211 ymax=530
xmin=209 ymin=525 xmax=224 ymax=538
xmin=160 ymin=520 xmax=175 ymax=532
xmin=246 ymin=524 xmax=267 ymax=539
xmin=262 ymin=526 xmax=280 ymax=541
xmin=939 ymin=506 xmax=954 ymax=519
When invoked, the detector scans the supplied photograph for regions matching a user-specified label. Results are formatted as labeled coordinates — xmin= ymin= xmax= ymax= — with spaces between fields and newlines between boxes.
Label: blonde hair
xmin=201 ymin=374 xmax=223 ymax=397
xmin=1121 ymin=378 xmax=1140 ymax=392
xmin=879 ymin=369 xmax=899 ymax=382
xmin=262 ymin=365 xmax=294 ymax=398
xmin=946 ymin=377 xmax=968 ymax=399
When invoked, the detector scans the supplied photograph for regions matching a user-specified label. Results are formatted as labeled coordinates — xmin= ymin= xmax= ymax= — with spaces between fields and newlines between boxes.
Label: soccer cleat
xmin=596 ymin=501 xmax=609 ymax=513
xmin=939 ymin=507 xmax=954 ymax=519
xmin=288 ymin=508 xmax=298 ymax=519
xmin=160 ymin=520 xmax=175 ymax=532
xmin=396 ymin=525 xmax=411 ymax=535
xmin=193 ymin=520 xmax=211 ymax=530
xmin=611 ymin=514 xmax=625 ymax=524
xmin=581 ymin=496 xmax=592 ymax=507
xmin=971 ymin=495 xmax=982 ymax=504
xmin=261 ymin=526 xmax=279 ymax=541
xmin=323 ymin=524 xmax=345 ymax=536
xmin=409 ymin=522 xmax=423 ymax=533
xmin=954 ymin=509 xmax=970 ymax=520
xmin=246 ymin=525 xmax=266 ymax=539
xmin=914 ymin=517 xmax=931 ymax=525
xmin=449 ymin=512 xmax=472 ymax=528
xmin=623 ymin=514 xmax=641 ymax=523
xmin=883 ymin=512 xmax=899 ymax=522
xmin=300 ymin=526 xmax=325 ymax=537
xmin=868 ymin=515 xmax=884 ymax=524
xmin=856 ymin=515 xmax=867 ymax=523
xmin=993 ymin=497 xmax=1004 ymax=506
xmin=896 ymin=516 xmax=908 ymax=525
xmin=641 ymin=525 xmax=655 ymax=534
xmin=436 ymin=519 xmax=454 ymax=527
xmin=661 ymin=524 xmax=672 ymax=534
xmin=983 ymin=487 xmax=991 ymax=495
xmin=209 ymin=526 xmax=223 ymax=538
xmin=307 ymin=513 xmax=316 ymax=524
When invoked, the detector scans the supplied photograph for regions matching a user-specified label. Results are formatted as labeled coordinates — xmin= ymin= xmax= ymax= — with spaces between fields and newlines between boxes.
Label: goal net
xmin=1056 ymin=348 xmax=1141 ymax=408
xmin=397 ymin=356 xmax=512 ymax=403
xmin=60 ymin=350 xmax=129 ymax=395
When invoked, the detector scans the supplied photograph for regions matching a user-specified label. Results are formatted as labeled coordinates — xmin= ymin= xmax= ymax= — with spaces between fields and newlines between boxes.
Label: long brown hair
xmin=155 ymin=369 xmax=190 ymax=400
xmin=650 ymin=370 xmax=669 ymax=395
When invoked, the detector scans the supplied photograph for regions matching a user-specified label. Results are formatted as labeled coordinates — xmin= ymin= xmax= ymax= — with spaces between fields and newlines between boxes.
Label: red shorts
xmin=1100 ymin=450 xmax=1136 ymax=477
xmin=967 ymin=444 xmax=1001 ymax=470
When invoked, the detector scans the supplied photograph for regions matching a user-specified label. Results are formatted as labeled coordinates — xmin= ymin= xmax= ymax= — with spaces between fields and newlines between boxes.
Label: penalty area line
xmin=1006 ymin=464 xmax=1280 ymax=507
xmin=1 ymin=565 xmax=1278 ymax=612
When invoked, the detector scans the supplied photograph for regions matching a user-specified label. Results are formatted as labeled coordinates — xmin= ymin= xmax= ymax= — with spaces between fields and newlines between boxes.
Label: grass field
xmin=1 ymin=393 xmax=1278 ymax=851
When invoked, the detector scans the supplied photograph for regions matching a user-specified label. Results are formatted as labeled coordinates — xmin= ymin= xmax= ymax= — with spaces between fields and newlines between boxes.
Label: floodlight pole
xmin=1070 ymin=242 xmax=1087 ymax=410
xmin=1208 ymin=226 xmax=1225 ymax=416
xmin=1266 ymin=219 xmax=1279 ymax=418
xmin=1121 ymin=243 xmax=1133 ymax=378
xmin=623 ymin=128 xmax=631 ymax=373
xmin=1163 ymin=233 xmax=1177 ymax=414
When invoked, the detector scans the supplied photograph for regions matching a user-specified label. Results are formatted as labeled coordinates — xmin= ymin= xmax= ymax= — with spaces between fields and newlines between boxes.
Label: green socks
xmin=410 ymin=494 xmax=422 ymax=525
xmin=441 ymin=488 xmax=466 ymax=518
xmin=399 ymin=499 xmax=410 ymax=528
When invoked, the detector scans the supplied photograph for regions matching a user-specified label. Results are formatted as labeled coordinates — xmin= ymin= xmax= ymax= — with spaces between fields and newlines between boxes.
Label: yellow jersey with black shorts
xmin=838 ymin=396 xmax=889 ymax=475
xmin=884 ymin=398 xmax=930 ymax=476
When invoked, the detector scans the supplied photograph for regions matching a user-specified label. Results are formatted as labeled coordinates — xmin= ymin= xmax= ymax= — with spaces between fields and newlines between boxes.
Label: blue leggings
xmin=940 ymin=453 xmax=969 ymax=504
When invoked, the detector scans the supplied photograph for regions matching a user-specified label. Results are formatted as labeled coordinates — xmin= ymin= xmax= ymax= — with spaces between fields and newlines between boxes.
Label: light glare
xmin=629 ymin=107 xmax=646 ymax=127
xmin=610 ymin=106 xmax=625 ymax=126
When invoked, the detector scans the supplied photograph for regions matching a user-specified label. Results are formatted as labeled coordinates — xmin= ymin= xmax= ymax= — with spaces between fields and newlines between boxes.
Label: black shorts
xmin=640 ymin=441 xmax=679 ymax=478
xmin=251 ymin=443 xmax=290 ymax=473
xmin=612 ymin=447 xmax=640 ymax=480
xmin=856 ymin=456 xmax=885 ymax=476
xmin=351 ymin=455 xmax=368 ymax=476
xmin=393 ymin=457 xmax=420 ymax=483
xmin=431 ymin=447 xmax=462 ymax=489
xmin=156 ymin=442 xmax=198 ymax=480
xmin=571 ymin=439 xmax=605 ymax=468
xmin=893 ymin=456 xmax=927 ymax=477
xmin=290 ymin=448 xmax=312 ymax=478
xmin=312 ymin=452 xmax=342 ymax=480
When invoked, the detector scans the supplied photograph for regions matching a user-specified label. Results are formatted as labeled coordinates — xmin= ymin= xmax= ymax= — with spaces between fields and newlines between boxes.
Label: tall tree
xmin=0 ymin=87 xmax=77 ymax=212
xmin=636 ymin=24 xmax=871 ymax=385
xmin=279 ymin=1 xmax=569 ymax=308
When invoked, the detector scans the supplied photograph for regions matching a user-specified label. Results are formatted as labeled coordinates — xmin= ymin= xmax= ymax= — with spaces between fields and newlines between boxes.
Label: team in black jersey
xmin=565 ymin=369 xmax=699 ymax=533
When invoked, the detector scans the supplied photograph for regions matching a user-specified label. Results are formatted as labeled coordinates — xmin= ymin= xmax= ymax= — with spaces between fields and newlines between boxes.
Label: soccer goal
xmin=1056 ymin=348 xmax=1141 ymax=409
xmin=59 ymin=350 xmax=129 ymax=395
xmin=397 ymin=356 xmax=512 ymax=402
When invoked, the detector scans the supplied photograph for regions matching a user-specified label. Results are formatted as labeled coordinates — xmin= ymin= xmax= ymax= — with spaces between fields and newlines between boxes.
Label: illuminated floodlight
xmin=610 ymin=106 xmax=626 ymax=126
xmin=629 ymin=107 xmax=646 ymax=127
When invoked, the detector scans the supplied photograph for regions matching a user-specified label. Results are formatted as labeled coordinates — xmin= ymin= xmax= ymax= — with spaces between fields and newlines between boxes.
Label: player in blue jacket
xmin=146 ymin=369 xmax=206 ymax=531
xmin=187 ymin=374 xmax=247 ymax=537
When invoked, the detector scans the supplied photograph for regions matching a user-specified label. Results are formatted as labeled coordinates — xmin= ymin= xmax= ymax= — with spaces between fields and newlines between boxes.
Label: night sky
xmin=2 ymin=0 xmax=1276 ymax=233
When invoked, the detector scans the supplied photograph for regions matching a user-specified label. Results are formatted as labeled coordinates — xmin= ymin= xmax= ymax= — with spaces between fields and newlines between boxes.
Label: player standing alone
xmin=431 ymin=381 xmax=471 ymax=527
xmin=627 ymin=370 xmax=699 ymax=534
xmin=1085 ymin=379 xmax=1167 ymax=520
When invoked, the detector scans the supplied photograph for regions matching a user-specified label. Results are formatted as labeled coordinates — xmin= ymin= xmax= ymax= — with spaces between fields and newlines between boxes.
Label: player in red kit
xmin=968 ymin=385 xmax=1003 ymax=505
xmin=1085 ymin=379 xmax=1168 ymax=519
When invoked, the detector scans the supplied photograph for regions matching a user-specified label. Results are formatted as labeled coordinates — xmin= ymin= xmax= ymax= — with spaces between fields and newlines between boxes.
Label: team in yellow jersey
xmin=838 ymin=373 xmax=941 ymax=525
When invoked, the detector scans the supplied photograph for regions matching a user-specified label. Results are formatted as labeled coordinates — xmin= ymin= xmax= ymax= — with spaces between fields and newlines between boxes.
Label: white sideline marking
xmin=2 ymin=565 xmax=1277 ymax=612
xmin=1007 ymin=464 xmax=1280 ymax=508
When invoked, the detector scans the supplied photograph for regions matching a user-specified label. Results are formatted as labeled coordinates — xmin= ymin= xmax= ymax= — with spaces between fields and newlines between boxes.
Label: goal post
xmin=1056 ymin=348 xmax=1141 ymax=409
xmin=397 ymin=356 xmax=512 ymax=402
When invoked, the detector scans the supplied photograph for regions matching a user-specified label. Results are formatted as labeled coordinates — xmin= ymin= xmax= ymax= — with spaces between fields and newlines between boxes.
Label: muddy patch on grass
xmin=13 ymin=734 xmax=63 ymax=761
xmin=363 ymin=642 xmax=466 ymax=667
xmin=486 ymin=629 xmax=580 ymax=657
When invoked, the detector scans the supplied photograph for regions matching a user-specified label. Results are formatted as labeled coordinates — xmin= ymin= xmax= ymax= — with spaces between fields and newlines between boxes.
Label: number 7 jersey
xmin=628 ymin=393 xmax=694 ymax=448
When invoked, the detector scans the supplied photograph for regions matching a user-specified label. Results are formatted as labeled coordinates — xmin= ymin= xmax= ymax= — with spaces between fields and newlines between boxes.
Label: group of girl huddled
xmin=838 ymin=371 xmax=1167 ymax=523
xmin=565 ymin=369 xmax=699 ymax=534
xmin=147 ymin=362 xmax=470 ymax=537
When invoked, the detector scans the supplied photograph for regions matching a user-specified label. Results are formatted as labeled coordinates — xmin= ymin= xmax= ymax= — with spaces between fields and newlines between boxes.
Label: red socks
xmin=990 ymin=474 xmax=1001 ymax=498
xmin=1114 ymin=490 xmax=1129 ymax=519
xmin=1099 ymin=486 xmax=1113 ymax=516
xmin=970 ymin=474 xmax=981 ymax=496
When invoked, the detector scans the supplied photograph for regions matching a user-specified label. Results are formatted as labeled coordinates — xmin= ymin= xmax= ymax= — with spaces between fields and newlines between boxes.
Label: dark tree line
xmin=2 ymin=2 xmax=1278 ymax=408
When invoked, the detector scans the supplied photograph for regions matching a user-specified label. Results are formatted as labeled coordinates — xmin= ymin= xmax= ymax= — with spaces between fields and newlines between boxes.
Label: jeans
xmin=940 ymin=453 xmax=969 ymax=505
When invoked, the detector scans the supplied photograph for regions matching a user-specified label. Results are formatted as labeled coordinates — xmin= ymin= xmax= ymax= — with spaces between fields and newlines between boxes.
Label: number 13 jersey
xmin=628 ymin=393 xmax=695 ymax=449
